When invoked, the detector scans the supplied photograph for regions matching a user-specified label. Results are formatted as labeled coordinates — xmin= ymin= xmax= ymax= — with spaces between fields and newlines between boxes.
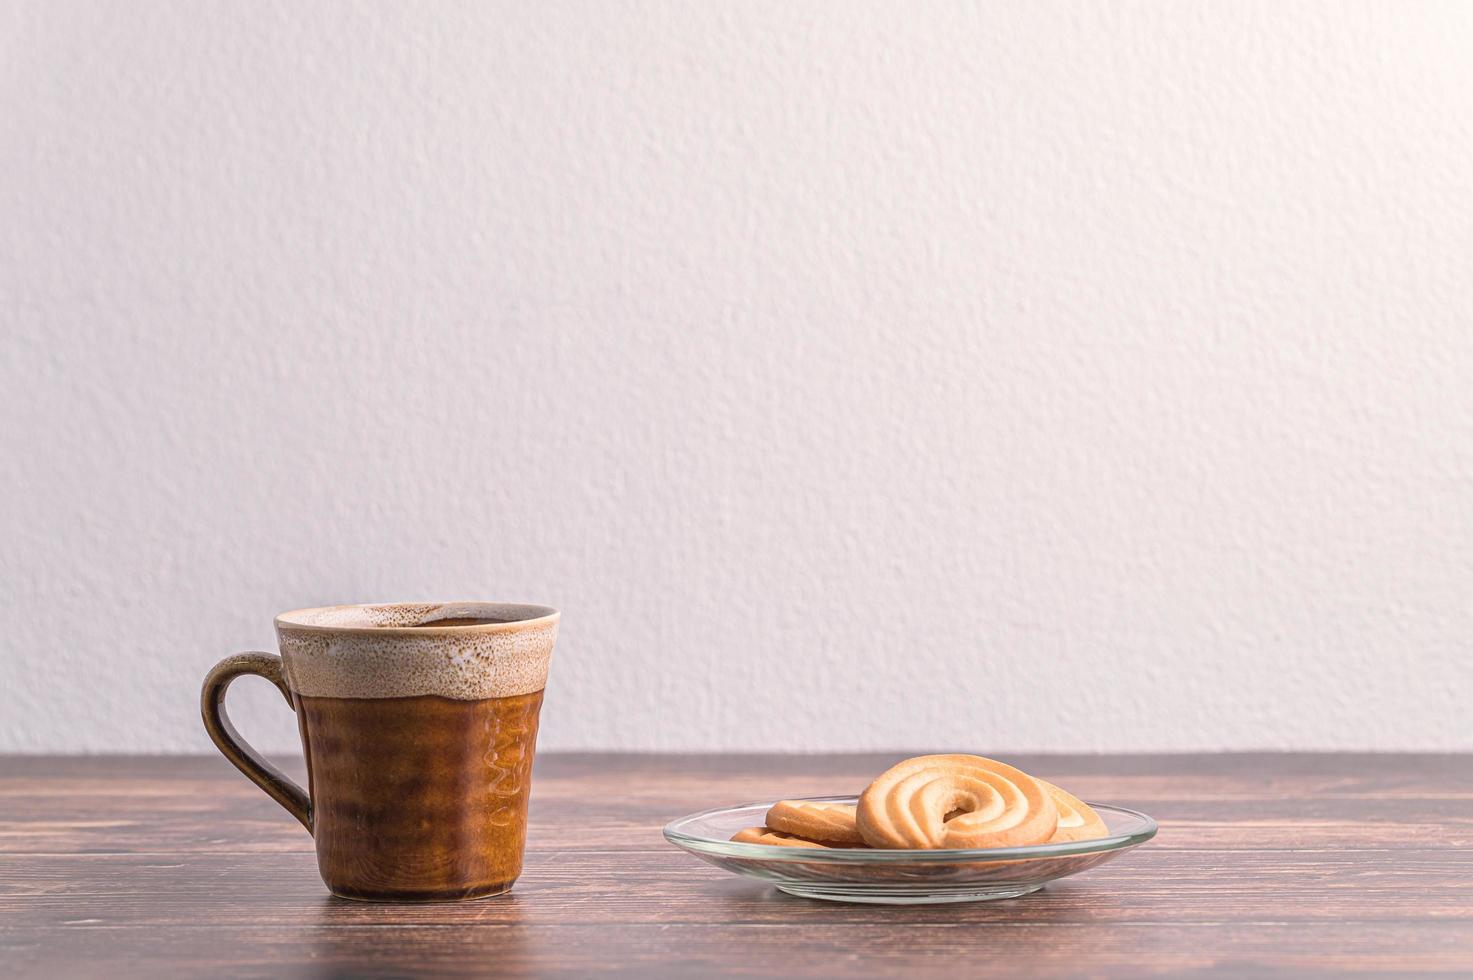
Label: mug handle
xmin=200 ymin=653 xmax=312 ymax=832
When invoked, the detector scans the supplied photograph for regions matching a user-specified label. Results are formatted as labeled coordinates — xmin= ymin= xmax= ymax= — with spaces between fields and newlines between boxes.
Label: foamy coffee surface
xmin=276 ymin=603 xmax=558 ymax=701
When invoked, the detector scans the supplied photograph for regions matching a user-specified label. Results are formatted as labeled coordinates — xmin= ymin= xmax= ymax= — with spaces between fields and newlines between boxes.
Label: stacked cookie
xmin=731 ymin=754 xmax=1107 ymax=850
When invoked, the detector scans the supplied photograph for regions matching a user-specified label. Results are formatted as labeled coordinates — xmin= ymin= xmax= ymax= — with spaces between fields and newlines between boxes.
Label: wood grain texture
xmin=2 ymin=754 xmax=1471 ymax=977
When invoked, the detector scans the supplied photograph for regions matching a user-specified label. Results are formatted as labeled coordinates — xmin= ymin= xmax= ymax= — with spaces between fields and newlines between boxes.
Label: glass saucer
xmin=663 ymin=795 xmax=1157 ymax=905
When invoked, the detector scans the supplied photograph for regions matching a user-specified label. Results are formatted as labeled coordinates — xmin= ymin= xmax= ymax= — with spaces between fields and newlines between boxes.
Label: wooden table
xmin=2 ymin=754 xmax=1470 ymax=976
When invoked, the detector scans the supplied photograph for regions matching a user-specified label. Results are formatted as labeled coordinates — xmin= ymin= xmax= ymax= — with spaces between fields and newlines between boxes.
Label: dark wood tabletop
xmin=2 ymin=753 xmax=1470 ymax=977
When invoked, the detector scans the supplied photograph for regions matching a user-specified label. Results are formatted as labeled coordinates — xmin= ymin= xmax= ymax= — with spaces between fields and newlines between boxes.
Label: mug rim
xmin=275 ymin=601 xmax=559 ymax=635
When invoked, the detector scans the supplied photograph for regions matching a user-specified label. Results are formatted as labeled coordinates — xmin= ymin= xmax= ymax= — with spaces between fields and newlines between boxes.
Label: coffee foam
xmin=275 ymin=603 xmax=558 ymax=701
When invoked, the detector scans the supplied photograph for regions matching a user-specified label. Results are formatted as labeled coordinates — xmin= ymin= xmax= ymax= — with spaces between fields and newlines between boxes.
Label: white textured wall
xmin=4 ymin=2 xmax=1472 ymax=755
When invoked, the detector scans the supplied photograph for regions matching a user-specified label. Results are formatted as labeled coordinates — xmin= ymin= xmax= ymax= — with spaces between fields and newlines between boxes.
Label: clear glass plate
xmin=664 ymin=794 xmax=1158 ymax=905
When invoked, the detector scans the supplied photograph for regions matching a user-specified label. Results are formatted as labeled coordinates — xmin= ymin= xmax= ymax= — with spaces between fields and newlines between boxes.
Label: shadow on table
xmin=703 ymin=874 xmax=1116 ymax=925
xmin=296 ymin=894 xmax=537 ymax=977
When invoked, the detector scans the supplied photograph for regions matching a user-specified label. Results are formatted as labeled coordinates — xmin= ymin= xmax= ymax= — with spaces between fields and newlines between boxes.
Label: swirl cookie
xmin=730 ymin=826 xmax=832 ymax=848
xmin=1040 ymin=780 xmax=1109 ymax=843
xmin=857 ymin=754 xmax=1058 ymax=849
xmin=765 ymin=801 xmax=864 ymax=845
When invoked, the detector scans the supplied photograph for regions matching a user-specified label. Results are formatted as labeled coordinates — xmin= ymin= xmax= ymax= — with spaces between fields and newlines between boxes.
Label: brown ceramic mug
xmin=200 ymin=601 xmax=559 ymax=901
